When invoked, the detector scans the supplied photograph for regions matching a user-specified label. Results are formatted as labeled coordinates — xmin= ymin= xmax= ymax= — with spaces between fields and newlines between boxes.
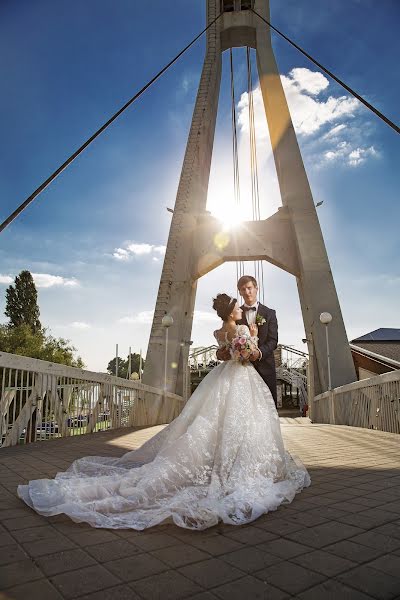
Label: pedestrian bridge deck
xmin=0 ymin=421 xmax=399 ymax=600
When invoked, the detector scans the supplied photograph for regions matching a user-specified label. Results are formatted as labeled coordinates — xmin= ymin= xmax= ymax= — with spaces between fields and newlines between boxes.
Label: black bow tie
xmin=243 ymin=306 xmax=256 ymax=311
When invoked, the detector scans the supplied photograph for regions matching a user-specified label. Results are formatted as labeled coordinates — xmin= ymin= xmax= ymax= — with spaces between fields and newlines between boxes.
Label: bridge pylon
xmin=143 ymin=0 xmax=356 ymax=407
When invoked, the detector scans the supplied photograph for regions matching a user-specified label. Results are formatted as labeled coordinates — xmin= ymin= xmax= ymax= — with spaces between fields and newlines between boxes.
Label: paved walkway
xmin=0 ymin=421 xmax=399 ymax=600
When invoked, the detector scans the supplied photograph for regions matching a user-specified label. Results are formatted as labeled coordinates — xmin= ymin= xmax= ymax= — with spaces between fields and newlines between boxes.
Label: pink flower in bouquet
xmin=230 ymin=334 xmax=258 ymax=363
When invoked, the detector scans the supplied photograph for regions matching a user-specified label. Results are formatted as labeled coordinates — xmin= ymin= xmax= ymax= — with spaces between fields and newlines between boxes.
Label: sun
xmin=207 ymin=190 xmax=243 ymax=231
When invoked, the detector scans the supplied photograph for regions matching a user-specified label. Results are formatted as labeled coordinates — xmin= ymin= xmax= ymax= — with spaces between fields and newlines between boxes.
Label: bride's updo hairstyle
xmin=212 ymin=293 xmax=237 ymax=321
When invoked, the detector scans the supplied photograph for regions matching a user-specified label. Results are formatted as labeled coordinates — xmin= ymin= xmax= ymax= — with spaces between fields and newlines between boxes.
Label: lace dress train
xmin=18 ymin=327 xmax=310 ymax=530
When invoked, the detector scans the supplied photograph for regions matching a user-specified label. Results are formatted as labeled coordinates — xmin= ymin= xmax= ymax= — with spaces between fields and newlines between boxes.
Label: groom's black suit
xmin=239 ymin=303 xmax=278 ymax=406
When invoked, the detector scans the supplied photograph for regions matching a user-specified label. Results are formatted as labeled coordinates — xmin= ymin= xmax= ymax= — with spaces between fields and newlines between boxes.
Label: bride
xmin=18 ymin=293 xmax=310 ymax=530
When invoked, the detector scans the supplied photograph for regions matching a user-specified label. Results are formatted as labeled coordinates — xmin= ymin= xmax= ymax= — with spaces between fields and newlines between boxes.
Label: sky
xmin=0 ymin=0 xmax=399 ymax=371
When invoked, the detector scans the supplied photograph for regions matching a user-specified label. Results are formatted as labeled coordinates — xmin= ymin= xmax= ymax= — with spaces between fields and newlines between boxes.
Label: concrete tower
xmin=143 ymin=0 xmax=356 ymax=408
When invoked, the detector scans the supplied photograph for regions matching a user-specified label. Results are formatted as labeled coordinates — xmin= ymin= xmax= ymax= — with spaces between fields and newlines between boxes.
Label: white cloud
xmin=112 ymin=242 xmax=166 ymax=261
xmin=117 ymin=309 xmax=219 ymax=327
xmin=0 ymin=273 xmax=78 ymax=288
xmin=113 ymin=248 xmax=130 ymax=261
xmin=0 ymin=275 xmax=13 ymax=284
xmin=348 ymin=146 xmax=377 ymax=166
xmin=288 ymin=67 xmax=329 ymax=96
xmin=70 ymin=321 xmax=91 ymax=329
xmin=32 ymin=273 xmax=79 ymax=288
xmin=127 ymin=243 xmax=153 ymax=255
xmin=194 ymin=310 xmax=219 ymax=323
xmin=323 ymin=143 xmax=377 ymax=167
xmin=323 ymin=123 xmax=347 ymax=139
xmin=118 ymin=311 xmax=154 ymax=325
xmin=236 ymin=67 xmax=380 ymax=171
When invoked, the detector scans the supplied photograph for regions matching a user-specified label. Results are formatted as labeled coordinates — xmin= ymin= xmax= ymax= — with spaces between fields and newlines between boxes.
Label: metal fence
xmin=312 ymin=369 xmax=400 ymax=433
xmin=0 ymin=351 xmax=183 ymax=448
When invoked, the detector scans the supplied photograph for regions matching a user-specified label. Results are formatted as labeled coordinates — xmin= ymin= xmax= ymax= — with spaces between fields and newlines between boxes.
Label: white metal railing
xmin=189 ymin=345 xmax=219 ymax=375
xmin=0 ymin=351 xmax=183 ymax=448
xmin=312 ymin=369 xmax=400 ymax=433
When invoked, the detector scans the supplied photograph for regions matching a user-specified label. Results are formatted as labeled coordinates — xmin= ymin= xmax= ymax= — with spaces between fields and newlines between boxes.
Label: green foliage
xmin=5 ymin=270 xmax=41 ymax=332
xmin=107 ymin=352 xmax=145 ymax=378
xmin=0 ymin=324 xmax=84 ymax=368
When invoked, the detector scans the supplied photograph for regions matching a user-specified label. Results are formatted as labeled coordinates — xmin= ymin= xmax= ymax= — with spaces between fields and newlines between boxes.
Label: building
xmin=350 ymin=328 xmax=400 ymax=379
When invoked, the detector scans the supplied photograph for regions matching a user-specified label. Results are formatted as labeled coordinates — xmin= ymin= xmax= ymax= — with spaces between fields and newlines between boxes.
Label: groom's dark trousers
xmin=239 ymin=303 xmax=278 ymax=407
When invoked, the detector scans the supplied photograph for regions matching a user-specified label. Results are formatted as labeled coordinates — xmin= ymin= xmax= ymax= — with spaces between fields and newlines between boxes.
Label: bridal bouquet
xmin=230 ymin=334 xmax=258 ymax=364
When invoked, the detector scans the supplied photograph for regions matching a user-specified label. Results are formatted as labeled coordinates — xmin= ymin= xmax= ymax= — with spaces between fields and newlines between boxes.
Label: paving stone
xmin=35 ymin=547 xmax=97 ymax=576
xmin=257 ymin=537 xmax=312 ymax=559
xmin=336 ymin=509 xmax=398 ymax=530
xmin=253 ymin=517 xmax=305 ymax=536
xmin=284 ymin=511 xmax=329 ymax=528
xmin=179 ymin=557 xmax=243 ymax=588
xmin=0 ymin=508 xmax=33 ymax=520
xmin=0 ymin=559 xmax=43 ymax=589
xmin=105 ymin=552 xmax=168 ymax=582
xmin=350 ymin=496 xmax=390 ymax=509
xmin=383 ymin=501 xmax=400 ymax=515
xmin=85 ymin=539 xmax=143 ymax=562
xmin=223 ymin=525 xmax=278 ymax=545
xmin=183 ymin=533 xmax=244 ymax=556
xmin=132 ymin=569 xmax=203 ymax=599
xmin=220 ymin=545 xmax=282 ymax=573
xmin=2 ymin=515 xmax=46 ymax=531
xmin=11 ymin=525 xmax=62 ymax=544
xmin=365 ymin=553 xmax=400 ymax=579
xmin=337 ymin=564 xmax=400 ymax=600
xmin=369 ymin=522 xmax=400 ymax=540
xmin=151 ymin=542 xmax=210 ymax=567
xmin=79 ymin=585 xmax=142 ymax=600
xmin=132 ymin=532 xmax=179 ymax=552
xmin=1 ymin=578 xmax=63 ymax=599
xmin=213 ymin=574 xmax=289 ymax=599
xmin=297 ymin=578 xmax=381 ymax=599
xmin=291 ymin=549 xmax=358 ymax=576
xmin=63 ymin=528 xmax=121 ymax=547
xmin=51 ymin=564 xmax=120 ymax=599
xmin=350 ymin=531 xmax=400 ymax=553
xmin=330 ymin=501 xmax=369 ymax=513
xmin=324 ymin=538 xmax=385 ymax=564
xmin=285 ymin=521 xmax=364 ymax=548
xmin=254 ymin=560 xmax=325 ymax=595
xmin=0 ymin=543 xmax=28 ymax=566
xmin=22 ymin=533 xmax=76 ymax=558
xmin=184 ymin=593 xmax=218 ymax=600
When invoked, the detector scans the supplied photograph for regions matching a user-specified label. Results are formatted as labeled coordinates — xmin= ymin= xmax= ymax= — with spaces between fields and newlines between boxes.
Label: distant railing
xmin=312 ymin=369 xmax=400 ymax=433
xmin=0 ymin=351 xmax=183 ymax=448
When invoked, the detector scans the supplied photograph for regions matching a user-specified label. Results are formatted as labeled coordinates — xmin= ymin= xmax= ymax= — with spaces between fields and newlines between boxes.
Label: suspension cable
xmin=229 ymin=49 xmax=244 ymax=285
xmin=247 ymin=47 xmax=265 ymax=304
xmin=0 ymin=12 xmax=223 ymax=234
xmin=251 ymin=7 xmax=399 ymax=135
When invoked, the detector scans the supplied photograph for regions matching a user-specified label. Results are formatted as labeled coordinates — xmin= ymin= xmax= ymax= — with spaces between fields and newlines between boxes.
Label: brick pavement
xmin=0 ymin=421 xmax=399 ymax=599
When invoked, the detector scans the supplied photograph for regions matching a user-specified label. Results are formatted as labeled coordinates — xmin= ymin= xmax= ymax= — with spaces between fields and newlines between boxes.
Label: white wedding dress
xmin=18 ymin=325 xmax=310 ymax=530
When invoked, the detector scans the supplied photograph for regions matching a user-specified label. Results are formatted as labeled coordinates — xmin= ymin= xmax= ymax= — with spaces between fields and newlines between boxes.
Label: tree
xmin=0 ymin=324 xmax=84 ymax=368
xmin=5 ymin=271 xmax=41 ymax=333
xmin=107 ymin=352 xmax=145 ymax=378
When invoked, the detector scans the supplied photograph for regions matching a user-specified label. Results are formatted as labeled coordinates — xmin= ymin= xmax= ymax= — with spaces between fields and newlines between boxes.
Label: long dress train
xmin=18 ymin=325 xmax=310 ymax=530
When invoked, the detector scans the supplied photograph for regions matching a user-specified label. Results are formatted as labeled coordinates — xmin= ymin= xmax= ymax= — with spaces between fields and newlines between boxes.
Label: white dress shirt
xmin=243 ymin=301 xmax=262 ymax=360
xmin=243 ymin=301 xmax=259 ymax=327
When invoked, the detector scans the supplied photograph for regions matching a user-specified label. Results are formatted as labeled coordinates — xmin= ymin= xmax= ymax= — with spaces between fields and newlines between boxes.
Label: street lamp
xmin=161 ymin=315 xmax=174 ymax=394
xmin=320 ymin=312 xmax=332 ymax=391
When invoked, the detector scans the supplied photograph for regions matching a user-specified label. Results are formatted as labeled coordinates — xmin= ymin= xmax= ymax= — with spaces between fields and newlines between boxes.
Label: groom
xmin=217 ymin=275 xmax=278 ymax=407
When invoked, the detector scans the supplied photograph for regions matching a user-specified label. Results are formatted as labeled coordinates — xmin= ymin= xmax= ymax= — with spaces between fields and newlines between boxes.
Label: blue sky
xmin=0 ymin=0 xmax=399 ymax=371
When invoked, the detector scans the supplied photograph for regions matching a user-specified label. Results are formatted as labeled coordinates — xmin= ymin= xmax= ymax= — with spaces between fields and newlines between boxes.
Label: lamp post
xmin=161 ymin=315 xmax=174 ymax=394
xmin=319 ymin=312 xmax=333 ymax=391
xmin=302 ymin=333 xmax=315 ymax=420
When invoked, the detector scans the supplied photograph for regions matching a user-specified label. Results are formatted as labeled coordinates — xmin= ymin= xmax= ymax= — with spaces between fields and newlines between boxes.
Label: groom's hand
xmin=249 ymin=349 xmax=261 ymax=362
xmin=216 ymin=347 xmax=231 ymax=361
